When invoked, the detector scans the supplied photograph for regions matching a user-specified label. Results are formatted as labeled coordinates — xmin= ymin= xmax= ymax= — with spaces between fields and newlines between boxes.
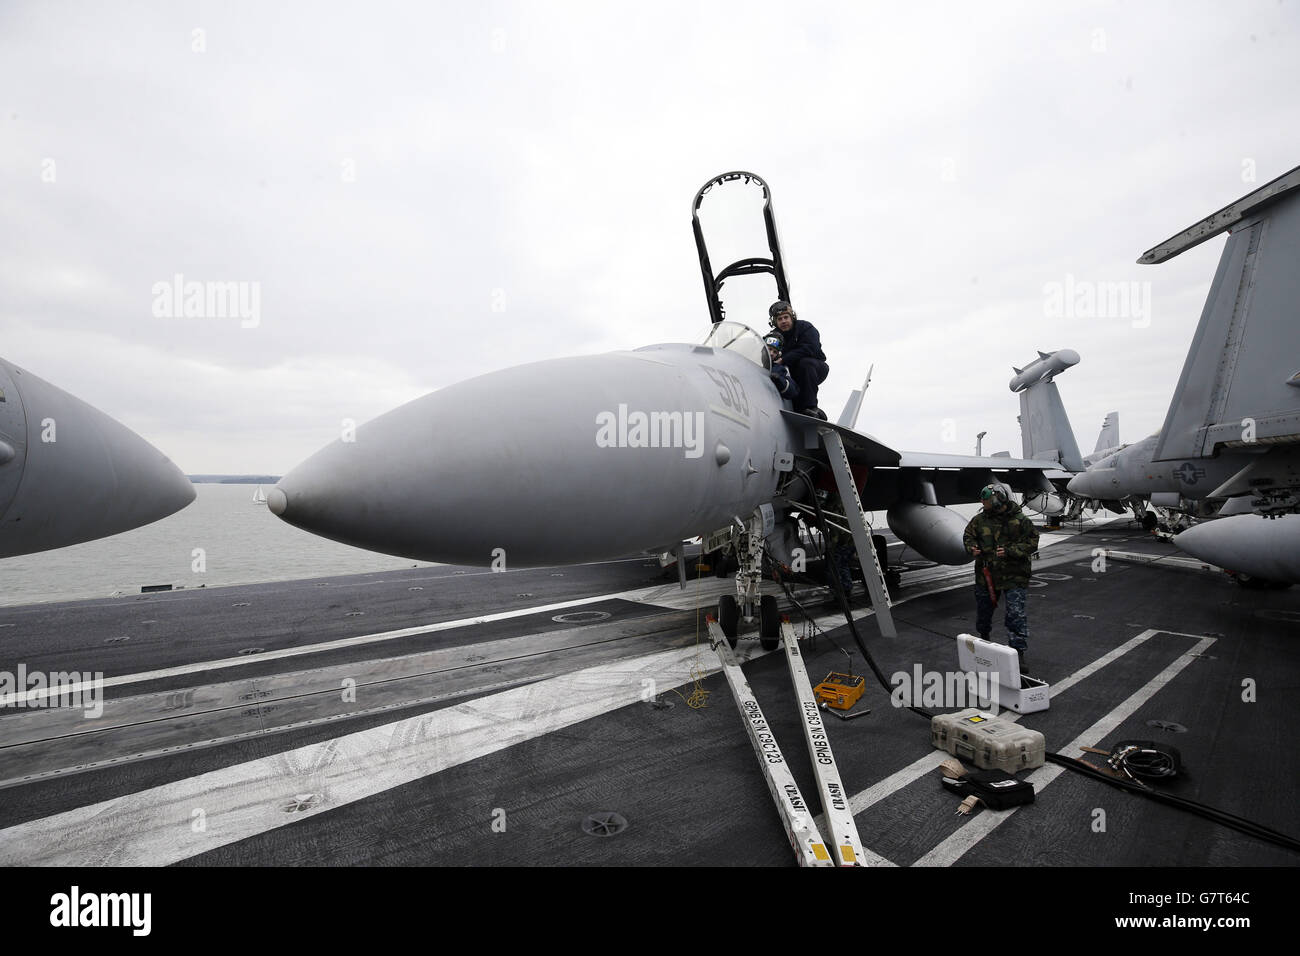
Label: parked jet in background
xmin=1008 ymin=347 xmax=1123 ymax=521
xmin=0 ymin=358 xmax=195 ymax=559
xmin=1069 ymin=165 xmax=1300 ymax=584
xmin=1088 ymin=412 xmax=1123 ymax=467
xmin=1067 ymin=431 xmax=1247 ymax=522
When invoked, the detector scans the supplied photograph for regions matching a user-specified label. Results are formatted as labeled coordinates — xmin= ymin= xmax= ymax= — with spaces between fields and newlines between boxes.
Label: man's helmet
xmin=768 ymin=300 xmax=796 ymax=326
xmin=979 ymin=484 xmax=1010 ymax=506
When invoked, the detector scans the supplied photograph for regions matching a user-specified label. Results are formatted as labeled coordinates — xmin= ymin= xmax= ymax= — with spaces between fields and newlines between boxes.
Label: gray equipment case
xmin=931 ymin=708 xmax=1046 ymax=771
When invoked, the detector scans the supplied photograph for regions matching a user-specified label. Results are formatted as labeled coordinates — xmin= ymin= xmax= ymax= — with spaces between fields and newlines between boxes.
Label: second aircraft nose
xmin=1066 ymin=469 xmax=1117 ymax=499
xmin=0 ymin=358 xmax=196 ymax=559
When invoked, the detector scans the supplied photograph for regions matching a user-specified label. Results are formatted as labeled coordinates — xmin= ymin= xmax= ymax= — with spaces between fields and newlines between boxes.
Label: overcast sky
xmin=2 ymin=1 xmax=1296 ymax=473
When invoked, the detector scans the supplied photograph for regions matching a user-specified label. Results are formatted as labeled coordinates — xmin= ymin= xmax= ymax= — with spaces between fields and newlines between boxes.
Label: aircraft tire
xmin=872 ymin=534 xmax=888 ymax=574
xmin=714 ymin=552 xmax=734 ymax=578
xmin=718 ymin=595 xmax=740 ymax=647
xmin=1235 ymin=573 xmax=1293 ymax=591
xmin=759 ymin=595 xmax=780 ymax=651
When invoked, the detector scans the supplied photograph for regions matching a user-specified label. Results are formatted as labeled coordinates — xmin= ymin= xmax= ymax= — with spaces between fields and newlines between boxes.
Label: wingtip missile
xmin=1008 ymin=348 xmax=1080 ymax=393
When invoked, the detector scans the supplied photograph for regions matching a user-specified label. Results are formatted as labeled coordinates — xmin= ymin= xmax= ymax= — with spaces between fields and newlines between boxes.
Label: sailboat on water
xmin=252 ymin=485 xmax=268 ymax=505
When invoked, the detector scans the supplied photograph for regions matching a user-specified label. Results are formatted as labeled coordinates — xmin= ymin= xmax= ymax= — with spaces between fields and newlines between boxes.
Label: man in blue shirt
xmin=769 ymin=301 xmax=829 ymax=420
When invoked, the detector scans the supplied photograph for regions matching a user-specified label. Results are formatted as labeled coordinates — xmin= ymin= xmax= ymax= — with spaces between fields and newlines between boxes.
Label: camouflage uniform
xmin=962 ymin=500 xmax=1039 ymax=652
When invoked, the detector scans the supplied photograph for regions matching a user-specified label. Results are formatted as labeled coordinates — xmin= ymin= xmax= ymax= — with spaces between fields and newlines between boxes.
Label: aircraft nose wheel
xmin=759 ymin=595 xmax=781 ymax=651
xmin=717 ymin=595 xmax=740 ymax=648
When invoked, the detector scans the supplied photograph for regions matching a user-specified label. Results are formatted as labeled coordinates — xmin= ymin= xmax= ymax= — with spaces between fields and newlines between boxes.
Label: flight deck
xmin=1 ymin=518 xmax=1297 ymax=868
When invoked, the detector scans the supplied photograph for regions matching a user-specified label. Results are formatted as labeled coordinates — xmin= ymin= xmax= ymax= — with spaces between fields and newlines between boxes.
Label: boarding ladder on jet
xmin=707 ymin=618 xmax=865 ymax=867
xmin=818 ymin=425 xmax=898 ymax=638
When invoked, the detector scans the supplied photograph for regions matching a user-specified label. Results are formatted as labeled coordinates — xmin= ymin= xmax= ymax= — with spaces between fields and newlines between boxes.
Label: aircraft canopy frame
xmin=700 ymin=321 xmax=773 ymax=370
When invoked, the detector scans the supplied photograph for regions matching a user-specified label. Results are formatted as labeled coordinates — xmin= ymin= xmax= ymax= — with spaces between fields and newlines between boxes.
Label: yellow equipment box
xmin=814 ymin=672 xmax=865 ymax=710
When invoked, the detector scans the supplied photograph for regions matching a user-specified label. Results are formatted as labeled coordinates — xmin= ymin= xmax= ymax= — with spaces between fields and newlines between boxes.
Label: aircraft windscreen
xmin=701 ymin=321 xmax=772 ymax=370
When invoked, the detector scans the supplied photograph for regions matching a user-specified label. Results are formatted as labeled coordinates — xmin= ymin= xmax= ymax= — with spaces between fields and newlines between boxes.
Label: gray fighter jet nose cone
xmin=271 ymin=461 xmax=363 ymax=543
xmin=0 ymin=358 xmax=196 ymax=559
xmin=1067 ymin=470 xmax=1111 ymax=498
xmin=266 ymin=486 xmax=287 ymax=516
xmin=273 ymin=349 xmax=781 ymax=566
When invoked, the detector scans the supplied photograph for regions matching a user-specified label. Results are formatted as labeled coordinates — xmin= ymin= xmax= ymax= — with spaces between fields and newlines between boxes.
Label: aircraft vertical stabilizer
xmin=1094 ymin=412 xmax=1120 ymax=454
xmin=1146 ymin=166 xmax=1300 ymax=461
xmin=1013 ymin=354 xmax=1085 ymax=473
xmin=1017 ymin=384 xmax=1084 ymax=472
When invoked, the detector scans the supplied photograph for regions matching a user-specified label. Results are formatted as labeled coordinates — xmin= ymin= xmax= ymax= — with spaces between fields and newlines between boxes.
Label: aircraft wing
xmin=895 ymin=451 xmax=1062 ymax=470
xmin=782 ymin=410 xmax=1058 ymax=508
xmin=781 ymin=411 xmax=901 ymax=467
xmin=861 ymin=451 xmax=1059 ymax=510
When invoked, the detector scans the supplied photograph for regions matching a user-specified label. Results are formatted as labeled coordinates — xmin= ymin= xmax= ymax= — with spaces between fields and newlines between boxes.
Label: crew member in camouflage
xmin=962 ymin=484 xmax=1039 ymax=666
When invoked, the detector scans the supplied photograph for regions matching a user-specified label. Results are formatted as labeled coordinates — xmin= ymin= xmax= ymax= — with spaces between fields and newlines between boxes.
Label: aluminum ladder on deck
xmin=707 ymin=618 xmax=865 ymax=867
xmin=819 ymin=425 xmax=898 ymax=638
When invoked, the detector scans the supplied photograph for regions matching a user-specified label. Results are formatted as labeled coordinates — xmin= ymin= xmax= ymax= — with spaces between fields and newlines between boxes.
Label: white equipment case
xmin=956 ymin=633 xmax=1050 ymax=714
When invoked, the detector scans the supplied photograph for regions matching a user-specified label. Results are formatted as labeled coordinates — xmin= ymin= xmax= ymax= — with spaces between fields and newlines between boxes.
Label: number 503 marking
xmin=703 ymin=366 xmax=750 ymax=417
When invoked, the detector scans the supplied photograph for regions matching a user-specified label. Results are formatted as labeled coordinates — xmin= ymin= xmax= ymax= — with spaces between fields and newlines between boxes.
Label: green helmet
xmin=980 ymin=484 xmax=1009 ymax=506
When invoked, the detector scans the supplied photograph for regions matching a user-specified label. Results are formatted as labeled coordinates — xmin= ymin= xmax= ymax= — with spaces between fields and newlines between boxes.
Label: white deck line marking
xmin=10 ymin=580 xmax=718 ymax=706
xmin=1044 ymin=629 xmax=1162 ymax=699
xmin=1 ymin=674 xmax=554 ymax=790
xmin=0 ymin=645 xmax=711 ymax=866
xmin=810 ymin=630 xmax=1162 ymax=852
xmin=913 ymin=632 xmax=1217 ymax=867
xmin=12 ymin=522 xmax=1084 ymax=706
xmin=627 ymin=578 xmax=736 ymax=611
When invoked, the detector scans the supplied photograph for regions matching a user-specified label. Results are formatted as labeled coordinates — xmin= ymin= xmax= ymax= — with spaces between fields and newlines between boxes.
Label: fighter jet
xmin=1088 ymin=412 xmax=1124 ymax=467
xmin=271 ymin=171 xmax=1061 ymax=640
xmin=1006 ymin=347 xmax=1124 ymax=521
xmin=1066 ymin=431 xmax=1246 ymax=523
xmin=0 ymin=358 xmax=195 ymax=559
xmin=1068 ymin=164 xmax=1300 ymax=584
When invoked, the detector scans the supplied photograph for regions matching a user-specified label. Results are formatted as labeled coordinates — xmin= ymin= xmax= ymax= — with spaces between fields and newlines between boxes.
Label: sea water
xmin=0 ymin=483 xmax=435 ymax=607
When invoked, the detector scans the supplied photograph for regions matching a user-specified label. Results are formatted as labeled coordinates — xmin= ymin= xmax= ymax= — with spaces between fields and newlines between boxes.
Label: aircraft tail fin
xmin=1147 ymin=166 xmax=1300 ymax=460
xmin=836 ymin=366 xmax=872 ymax=430
xmin=1017 ymin=370 xmax=1084 ymax=473
xmin=1094 ymin=412 xmax=1120 ymax=453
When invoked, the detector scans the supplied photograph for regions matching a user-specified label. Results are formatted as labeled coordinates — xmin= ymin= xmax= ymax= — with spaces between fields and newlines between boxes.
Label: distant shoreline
xmin=186 ymin=475 xmax=281 ymax=484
